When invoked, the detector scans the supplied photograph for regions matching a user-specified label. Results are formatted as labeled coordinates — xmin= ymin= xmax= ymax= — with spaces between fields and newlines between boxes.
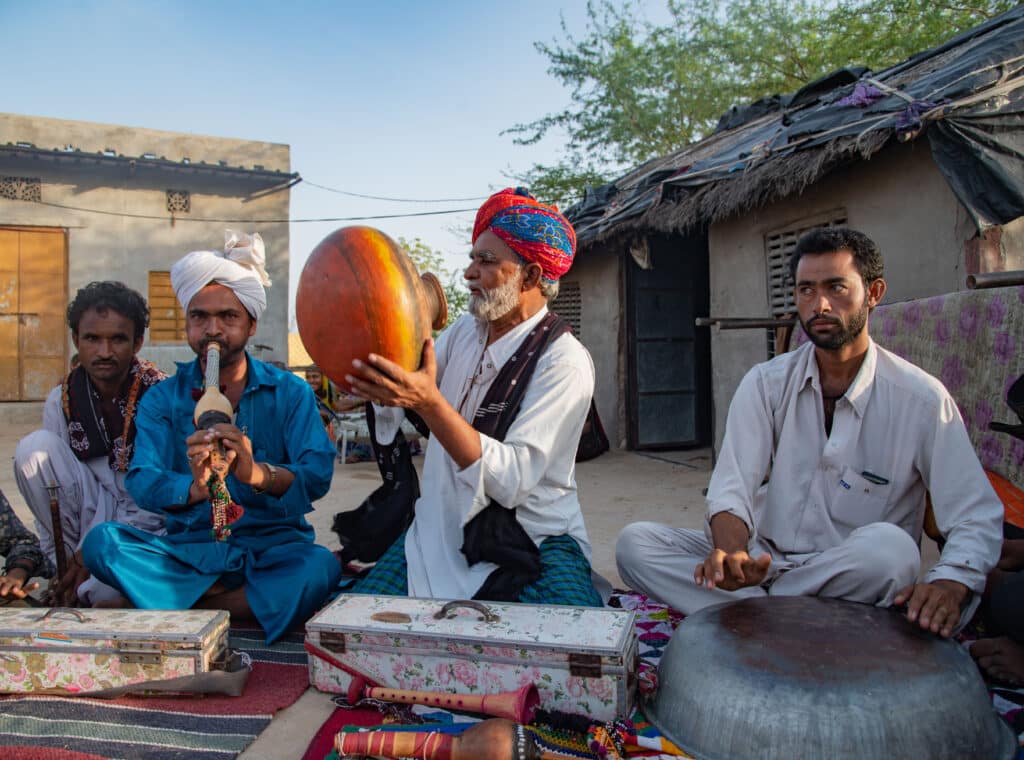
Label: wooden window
xmin=551 ymin=280 xmax=582 ymax=338
xmin=764 ymin=210 xmax=848 ymax=355
xmin=148 ymin=271 xmax=185 ymax=342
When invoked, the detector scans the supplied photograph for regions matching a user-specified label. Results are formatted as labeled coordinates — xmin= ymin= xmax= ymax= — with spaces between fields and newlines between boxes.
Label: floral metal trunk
xmin=305 ymin=594 xmax=638 ymax=721
xmin=0 ymin=608 xmax=229 ymax=695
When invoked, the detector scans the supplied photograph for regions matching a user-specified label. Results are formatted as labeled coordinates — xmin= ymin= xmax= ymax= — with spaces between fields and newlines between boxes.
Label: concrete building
xmin=564 ymin=7 xmax=1024 ymax=452
xmin=0 ymin=112 xmax=296 ymax=401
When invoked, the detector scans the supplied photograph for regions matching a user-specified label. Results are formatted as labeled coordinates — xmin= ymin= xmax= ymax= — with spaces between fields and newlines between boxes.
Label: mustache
xmin=808 ymin=314 xmax=841 ymax=327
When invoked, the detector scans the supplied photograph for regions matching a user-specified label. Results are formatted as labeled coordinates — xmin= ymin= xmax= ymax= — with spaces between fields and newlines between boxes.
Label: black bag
xmin=576 ymin=399 xmax=609 ymax=462
xmin=331 ymin=405 xmax=426 ymax=563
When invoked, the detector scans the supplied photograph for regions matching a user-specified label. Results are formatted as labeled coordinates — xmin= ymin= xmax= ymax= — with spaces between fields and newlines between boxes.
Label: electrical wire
xmin=8 ymin=198 xmax=477 ymax=223
xmin=301 ymin=180 xmax=489 ymax=203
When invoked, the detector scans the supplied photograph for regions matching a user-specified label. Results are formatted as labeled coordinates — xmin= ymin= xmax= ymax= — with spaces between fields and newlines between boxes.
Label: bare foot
xmin=971 ymin=636 xmax=1024 ymax=685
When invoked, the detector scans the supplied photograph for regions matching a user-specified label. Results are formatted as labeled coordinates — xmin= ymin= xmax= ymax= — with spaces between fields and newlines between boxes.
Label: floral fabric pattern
xmin=306 ymin=594 xmax=637 ymax=720
xmin=0 ymin=608 xmax=228 ymax=694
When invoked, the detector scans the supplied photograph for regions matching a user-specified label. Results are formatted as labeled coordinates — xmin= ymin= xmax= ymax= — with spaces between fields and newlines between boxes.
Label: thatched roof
xmin=566 ymin=5 xmax=1024 ymax=248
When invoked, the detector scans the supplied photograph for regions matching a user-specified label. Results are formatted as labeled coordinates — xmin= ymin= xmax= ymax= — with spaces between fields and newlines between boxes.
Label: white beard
xmin=469 ymin=274 xmax=522 ymax=323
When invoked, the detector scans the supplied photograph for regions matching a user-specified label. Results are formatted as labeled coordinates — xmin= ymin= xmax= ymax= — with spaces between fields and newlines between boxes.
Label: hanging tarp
xmin=568 ymin=5 xmax=1024 ymax=244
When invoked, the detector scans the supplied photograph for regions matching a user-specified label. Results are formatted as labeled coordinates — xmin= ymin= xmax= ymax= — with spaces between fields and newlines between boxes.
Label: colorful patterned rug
xmin=0 ymin=627 xmax=310 ymax=760
xmin=303 ymin=592 xmax=692 ymax=759
xmin=303 ymin=591 xmax=1024 ymax=759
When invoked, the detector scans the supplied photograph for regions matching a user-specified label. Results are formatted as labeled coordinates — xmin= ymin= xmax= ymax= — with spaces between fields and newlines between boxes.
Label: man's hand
xmin=0 ymin=568 xmax=38 ymax=600
xmin=209 ymin=423 xmax=257 ymax=485
xmin=695 ymin=548 xmax=772 ymax=591
xmin=49 ymin=551 xmax=90 ymax=607
xmin=894 ymin=579 xmax=969 ymax=638
xmin=346 ymin=339 xmax=441 ymax=413
xmin=185 ymin=428 xmax=217 ymax=501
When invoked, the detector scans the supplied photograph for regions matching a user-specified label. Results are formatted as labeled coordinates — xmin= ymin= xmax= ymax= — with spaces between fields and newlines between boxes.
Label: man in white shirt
xmin=343 ymin=187 xmax=602 ymax=606
xmin=14 ymin=281 xmax=166 ymax=606
xmin=617 ymin=227 xmax=1002 ymax=637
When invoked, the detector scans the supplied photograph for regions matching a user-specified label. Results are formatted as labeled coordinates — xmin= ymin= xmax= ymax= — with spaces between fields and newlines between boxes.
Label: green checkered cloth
xmin=343 ymin=532 xmax=602 ymax=607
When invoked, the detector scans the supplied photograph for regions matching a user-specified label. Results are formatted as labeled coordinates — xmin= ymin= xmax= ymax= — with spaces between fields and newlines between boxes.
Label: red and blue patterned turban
xmin=472 ymin=187 xmax=576 ymax=282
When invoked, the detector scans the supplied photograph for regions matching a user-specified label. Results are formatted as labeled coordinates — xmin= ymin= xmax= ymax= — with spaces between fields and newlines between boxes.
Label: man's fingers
xmin=916 ymin=592 xmax=942 ymax=628
xmin=724 ymin=554 xmax=746 ymax=584
xmin=893 ymin=583 xmax=915 ymax=608
xmin=366 ymin=352 xmax=401 ymax=375
xmin=693 ymin=562 xmax=707 ymax=586
xmin=358 ymin=355 xmax=401 ymax=385
xmin=420 ymin=338 xmax=437 ymax=375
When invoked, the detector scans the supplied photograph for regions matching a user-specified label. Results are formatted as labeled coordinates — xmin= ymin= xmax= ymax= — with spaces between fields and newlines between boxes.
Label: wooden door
xmin=0 ymin=227 xmax=67 ymax=400
xmin=626 ymin=234 xmax=711 ymax=449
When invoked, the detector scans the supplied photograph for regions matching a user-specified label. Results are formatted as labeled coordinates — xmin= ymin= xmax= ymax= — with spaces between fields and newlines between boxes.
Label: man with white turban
xmin=83 ymin=232 xmax=340 ymax=644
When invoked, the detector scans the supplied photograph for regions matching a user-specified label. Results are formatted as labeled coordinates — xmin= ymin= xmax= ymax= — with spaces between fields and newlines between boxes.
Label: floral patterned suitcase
xmin=0 ymin=607 xmax=230 ymax=694
xmin=305 ymin=595 xmax=638 ymax=721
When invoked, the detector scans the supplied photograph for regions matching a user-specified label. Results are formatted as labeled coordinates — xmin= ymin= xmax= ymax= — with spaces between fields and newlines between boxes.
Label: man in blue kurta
xmin=83 ymin=232 xmax=340 ymax=643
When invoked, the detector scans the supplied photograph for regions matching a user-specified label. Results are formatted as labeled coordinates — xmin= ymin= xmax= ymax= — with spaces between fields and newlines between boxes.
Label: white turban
xmin=171 ymin=230 xmax=272 ymax=319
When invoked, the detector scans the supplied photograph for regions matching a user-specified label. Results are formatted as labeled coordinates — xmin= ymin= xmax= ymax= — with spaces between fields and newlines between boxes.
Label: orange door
xmin=0 ymin=227 xmax=67 ymax=400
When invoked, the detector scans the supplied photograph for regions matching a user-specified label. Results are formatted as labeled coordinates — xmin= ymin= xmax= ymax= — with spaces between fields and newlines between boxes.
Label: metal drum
xmin=644 ymin=596 xmax=1016 ymax=759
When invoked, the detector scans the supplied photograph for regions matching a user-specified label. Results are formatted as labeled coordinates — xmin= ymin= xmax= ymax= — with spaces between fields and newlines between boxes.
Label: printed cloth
xmin=61 ymin=358 xmax=165 ymax=471
xmin=0 ymin=488 xmax=53 ymax=578
xmin=473 ymin=187 xmax=576 ymax=282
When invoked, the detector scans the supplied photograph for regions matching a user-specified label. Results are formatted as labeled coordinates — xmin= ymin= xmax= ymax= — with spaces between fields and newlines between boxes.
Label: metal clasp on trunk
xmin=569 ymin=653 xmax=602 ymax=678
xmin=320 ymin=631 xmax=347 ymax=653
xmin=117 ymin=640 xmax=164 ymax=665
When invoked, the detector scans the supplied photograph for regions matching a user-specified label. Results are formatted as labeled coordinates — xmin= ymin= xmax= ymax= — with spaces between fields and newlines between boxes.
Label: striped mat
xmin=0 ymin=628 xmax=310 ymax=760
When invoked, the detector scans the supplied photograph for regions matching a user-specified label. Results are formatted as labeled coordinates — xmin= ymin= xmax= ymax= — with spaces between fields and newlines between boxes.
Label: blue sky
xmin=2 ymin=0 xmax=651 ymax=319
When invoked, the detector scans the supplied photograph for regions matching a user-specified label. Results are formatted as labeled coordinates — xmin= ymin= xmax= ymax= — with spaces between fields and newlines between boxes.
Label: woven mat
xmin=0 ymin=627 xmax=309 ymax=760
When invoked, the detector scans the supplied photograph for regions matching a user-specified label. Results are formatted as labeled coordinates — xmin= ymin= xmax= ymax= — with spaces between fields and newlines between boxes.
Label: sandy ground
xmin=0 ymin=405 xmax=712 ymax=758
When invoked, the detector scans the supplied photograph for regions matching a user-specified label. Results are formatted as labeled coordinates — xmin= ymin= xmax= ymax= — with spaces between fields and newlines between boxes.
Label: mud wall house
xmin=564 ymin=7 xmax=1024 ymax=453
xmin=0 ymin=112 xmax=296 ymax=401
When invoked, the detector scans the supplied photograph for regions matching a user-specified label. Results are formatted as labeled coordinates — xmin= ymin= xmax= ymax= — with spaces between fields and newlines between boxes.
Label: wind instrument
xmin=45 ymin=481 xmax=68 ymax=581
xmin=335 ymin=718 xmax=541 ymax=760
xmin=348 ymin=681 xmax=540 ymax=724
xmin=194 ymin=343 xmax=243 ymax=540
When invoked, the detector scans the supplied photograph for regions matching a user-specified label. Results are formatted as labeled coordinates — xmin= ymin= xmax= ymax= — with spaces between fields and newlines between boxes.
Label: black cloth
xmin=333 ymin=312 xmax=578 ymax=600
xmin=576 ymin=399 xmax=609 ymax=462
xmin=331 ymin=403 xmax=424 ymax=563
xmin=463 ymin=312 xmax=572 ymax=602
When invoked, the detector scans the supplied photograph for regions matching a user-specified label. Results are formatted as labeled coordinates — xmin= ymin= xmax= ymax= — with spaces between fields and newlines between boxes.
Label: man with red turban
xmin=342 ymin=188 xmax=603 ymax=606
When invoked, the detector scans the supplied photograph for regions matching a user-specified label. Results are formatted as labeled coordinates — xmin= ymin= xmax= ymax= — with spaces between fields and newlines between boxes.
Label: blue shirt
xmin=126 ymin=353 xmax=335 ymax=550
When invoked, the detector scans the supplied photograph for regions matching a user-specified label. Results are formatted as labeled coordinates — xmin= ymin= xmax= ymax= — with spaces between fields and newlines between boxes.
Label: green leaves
xmin=510 ymin=0 xmax=1016 ymax=207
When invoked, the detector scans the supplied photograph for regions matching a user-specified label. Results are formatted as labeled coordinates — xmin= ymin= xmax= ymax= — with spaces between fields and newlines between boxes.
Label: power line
xmin=301 ymin=180 xmax=489 ymax=203
xmin=8 ymin=198 xmax=476 ymax=223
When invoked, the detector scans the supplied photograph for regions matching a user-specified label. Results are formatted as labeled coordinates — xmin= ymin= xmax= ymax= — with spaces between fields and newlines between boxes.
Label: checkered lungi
xmin=344 ymin=532 xmax=602 ymax=607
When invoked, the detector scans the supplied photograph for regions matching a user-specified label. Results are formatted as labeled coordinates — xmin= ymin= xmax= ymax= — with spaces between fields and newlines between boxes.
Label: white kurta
xmin=707 ymin=339 xmax=1001 ymax=592
xmin=14 ymin=385 xmax=165 ymax=603
xmin=617 ymin=339 xmax=1003 ymax=618
xmin=376 ymin=308 xmax=595 ymax=599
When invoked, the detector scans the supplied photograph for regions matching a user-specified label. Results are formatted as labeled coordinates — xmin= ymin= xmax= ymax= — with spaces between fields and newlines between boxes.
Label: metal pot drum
xmin=644 ymin=596 xmax=1016 ymax=760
